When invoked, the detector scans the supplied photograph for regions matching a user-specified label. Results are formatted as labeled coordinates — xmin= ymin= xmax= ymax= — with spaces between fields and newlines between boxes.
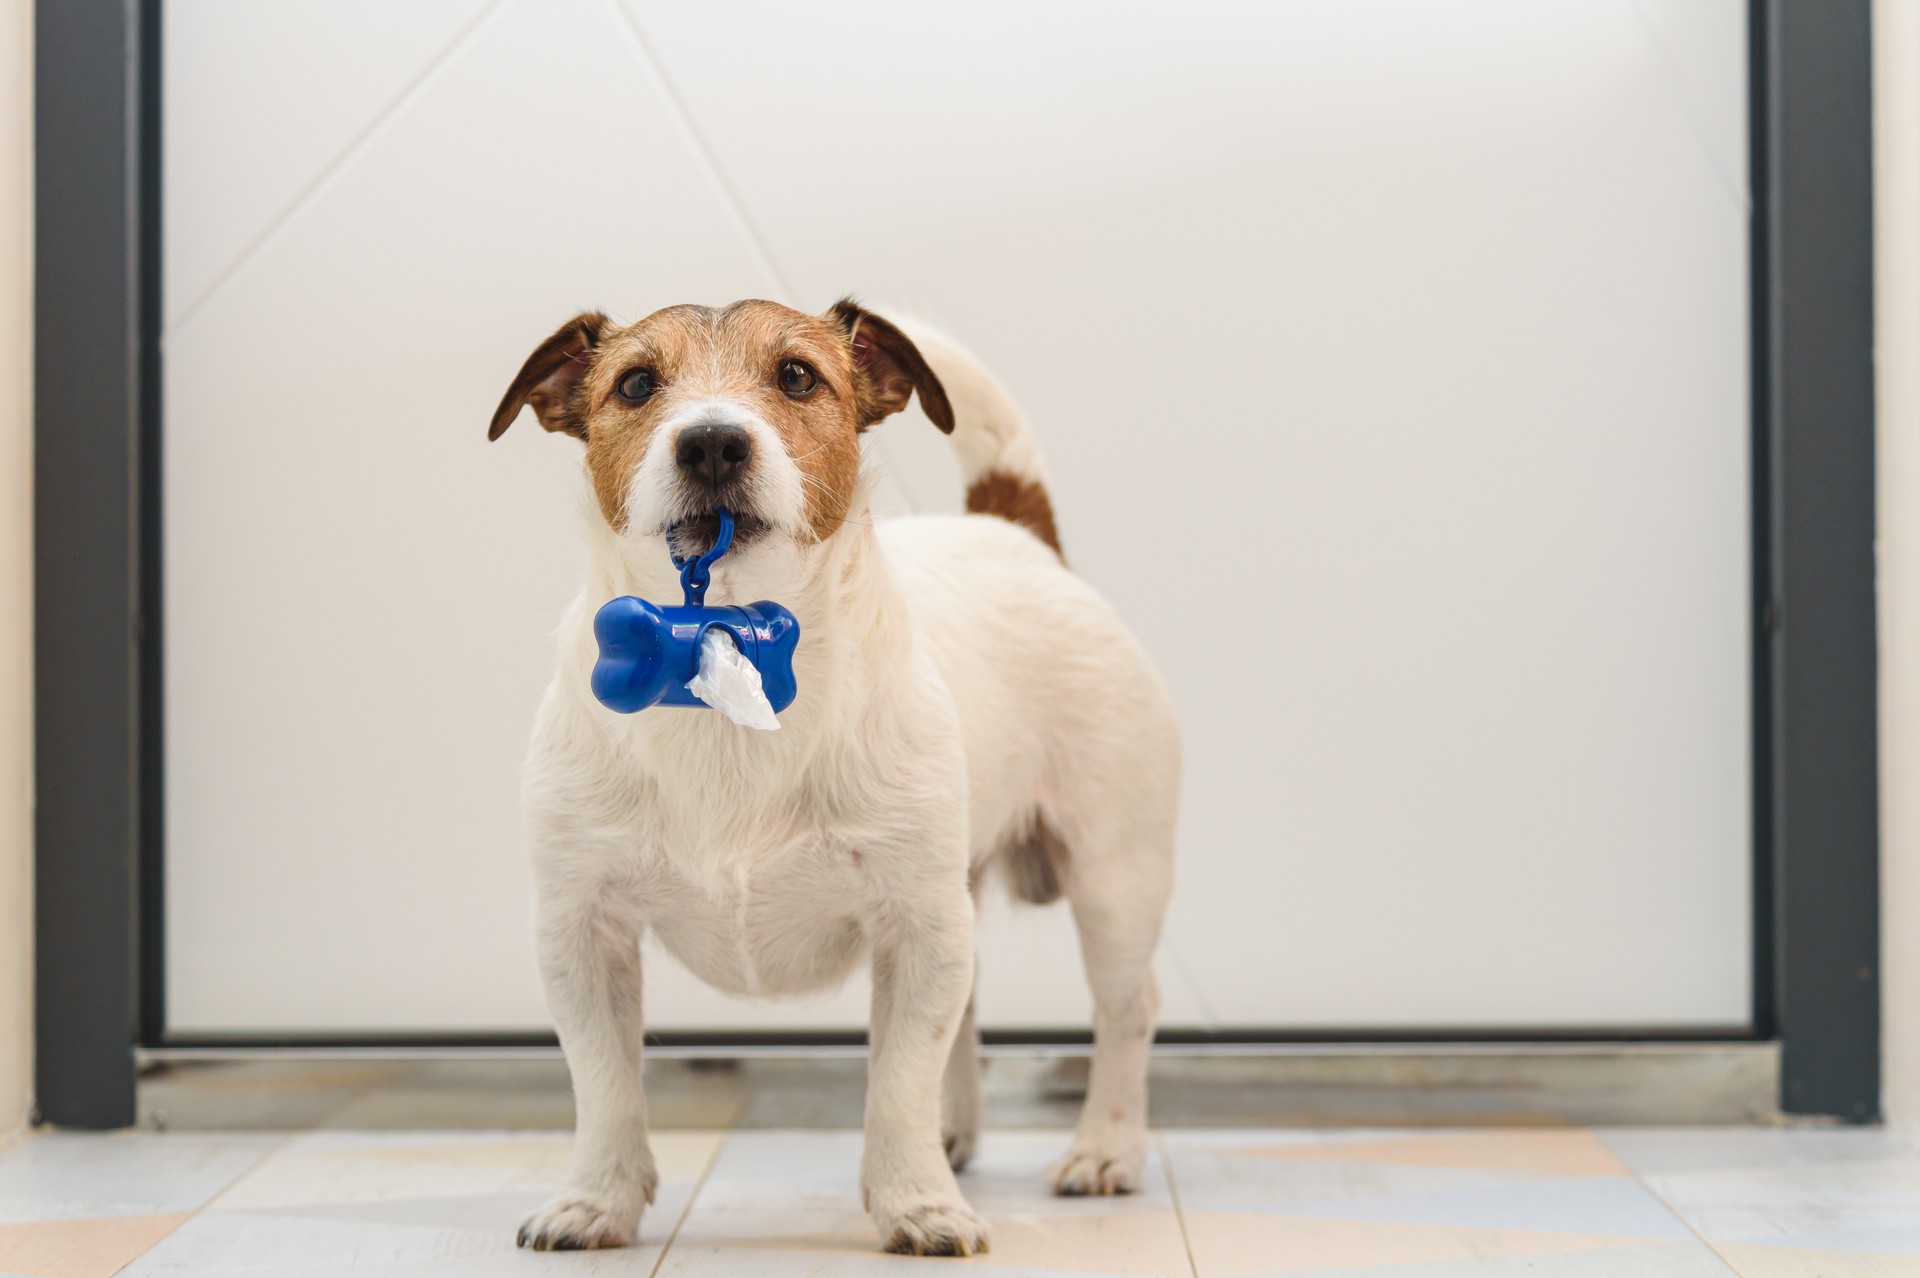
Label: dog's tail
xmin=892 ymin=318 xmax=1063 ymax=558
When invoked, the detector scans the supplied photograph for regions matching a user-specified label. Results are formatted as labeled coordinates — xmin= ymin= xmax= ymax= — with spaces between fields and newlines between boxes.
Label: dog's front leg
xmin=518 ymin=883 xmax=655 ymax=1250
xmin=863 ymin=888 xmax=990 ymax=1256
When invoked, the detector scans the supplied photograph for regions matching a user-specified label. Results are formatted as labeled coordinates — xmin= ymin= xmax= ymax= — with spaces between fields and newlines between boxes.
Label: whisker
xmin=788 ymin=470 xmax=884 ymax=532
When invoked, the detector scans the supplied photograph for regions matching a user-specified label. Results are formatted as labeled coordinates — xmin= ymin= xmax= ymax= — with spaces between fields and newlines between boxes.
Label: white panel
xmin=162 ymin=0 xmax=1175 ymax=1036
xmin=163 ymin=0 xmax=779 ymax=1033
xmin=633 ymin=0 xmax=1753 ymax=1028
xmin=167 ymin=0 xmax=1752 ymax=1033
xmin=163 ymin=0 xmax=496 ymax=330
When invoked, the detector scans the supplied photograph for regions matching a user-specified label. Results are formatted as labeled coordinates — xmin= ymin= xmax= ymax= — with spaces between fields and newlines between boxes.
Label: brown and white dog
xmin=490 ymin=300 xmax=1179 ymax=1256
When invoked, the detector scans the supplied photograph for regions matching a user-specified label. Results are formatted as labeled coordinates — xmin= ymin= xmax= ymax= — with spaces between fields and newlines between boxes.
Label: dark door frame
xmin=32 ymin=0 xmax=1880 ymax=1127
xmin=33 ymin=0 xmax=163 ymax=1131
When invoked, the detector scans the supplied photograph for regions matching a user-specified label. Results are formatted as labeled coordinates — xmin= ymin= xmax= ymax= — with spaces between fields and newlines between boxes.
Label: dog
xmin=489 ymin=299 xmax=1180 ymax=1256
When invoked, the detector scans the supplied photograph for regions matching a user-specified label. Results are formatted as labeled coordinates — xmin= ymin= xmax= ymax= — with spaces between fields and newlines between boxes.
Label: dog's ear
xmin=488 ymin=312 xmax=608 ymax=441
xmin=828 ymin=299 xmax=953 ymax=434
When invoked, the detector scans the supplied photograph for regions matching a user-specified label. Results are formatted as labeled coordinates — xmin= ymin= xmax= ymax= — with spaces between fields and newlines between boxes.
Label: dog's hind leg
xmin=1048 ymin=831 xmax=1171 ymax=1196
xmin=940 ymin=976 xmax=981 ymax=1171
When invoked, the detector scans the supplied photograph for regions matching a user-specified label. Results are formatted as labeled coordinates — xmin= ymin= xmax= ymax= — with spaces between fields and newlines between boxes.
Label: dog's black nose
xmin=675 ymin=422 xmax=753 ymax=489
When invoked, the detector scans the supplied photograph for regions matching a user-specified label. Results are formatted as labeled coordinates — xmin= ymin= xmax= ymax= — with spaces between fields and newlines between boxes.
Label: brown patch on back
xmin=1002 ymin=814 xmax=1070 ymax=905
xmin=967 ymin=470 xmax=1063 ymax=557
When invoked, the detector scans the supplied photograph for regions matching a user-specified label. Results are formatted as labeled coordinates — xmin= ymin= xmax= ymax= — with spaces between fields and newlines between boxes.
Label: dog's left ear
xmin=828 ymin=300 xmax=954 ymax=434
xmin=488 ymin=311 xmax=608 ymax=441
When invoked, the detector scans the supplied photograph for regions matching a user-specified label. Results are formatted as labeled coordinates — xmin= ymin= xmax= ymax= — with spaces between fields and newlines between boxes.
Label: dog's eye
xmin=615 ymin=368 xmax=656 ymax=404
xmin=777 ymin=359 xmax=819 ymax=397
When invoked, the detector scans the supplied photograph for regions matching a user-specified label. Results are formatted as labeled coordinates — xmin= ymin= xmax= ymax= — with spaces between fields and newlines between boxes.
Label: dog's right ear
xmin=488 ymin=312 xmax=608 ymax=441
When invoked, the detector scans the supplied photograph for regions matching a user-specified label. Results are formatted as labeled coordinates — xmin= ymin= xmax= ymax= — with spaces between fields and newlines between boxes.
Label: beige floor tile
xmin=1712 ymin=1244 xmax=1920 ymax=1277
xmin=211 ymin=1128 xmax=724 ymax=1212
xmin=1180 ymin=1209 xmax=1652 ymax=1275
xmin=1223 ymin=1130 xmax=1632 ymax=1177
xmin=0 ymin=1213 xmax=190 ymax=1278
xmin=661 ymin=1129 xmax=1190 ymax=1274
xmin=716 ymin=1210 xmax=1191 ymax=1274
xmin=116 ymin=1129 xmax=729 ymax=1276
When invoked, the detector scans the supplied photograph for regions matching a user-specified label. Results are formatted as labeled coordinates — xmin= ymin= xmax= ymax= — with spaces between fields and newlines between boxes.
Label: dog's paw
xmin=1047 ymin=1139 xmax=1145 ymax=1196
xmin=876 ymin=1193 xmax=991 ymax=1257
xmin=516 ymin=1192 xmax=640 ymax=1251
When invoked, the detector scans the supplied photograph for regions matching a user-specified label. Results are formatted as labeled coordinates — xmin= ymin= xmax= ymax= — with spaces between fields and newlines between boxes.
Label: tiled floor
xmin=2 ymin=1124 xmax=1918 ymax=1276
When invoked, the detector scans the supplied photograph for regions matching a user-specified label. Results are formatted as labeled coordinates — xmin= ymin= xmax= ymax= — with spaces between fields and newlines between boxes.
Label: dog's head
xmin=489 ymin=299 xmax=951 ymax=557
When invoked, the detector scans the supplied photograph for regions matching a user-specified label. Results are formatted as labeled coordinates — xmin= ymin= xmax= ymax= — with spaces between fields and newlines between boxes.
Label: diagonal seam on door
xmin=598 ymin=0 xmax=795 ymax=303
xmin=1625 ymin=0 xmax=1750 ymax=214
xmin=600 ymin=0 xmax=926 ymax=514
xmin=164 ymin=0 xmax=518 ymax=342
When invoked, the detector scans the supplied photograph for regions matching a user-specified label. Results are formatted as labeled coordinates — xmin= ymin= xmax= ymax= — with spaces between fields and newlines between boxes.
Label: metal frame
xmin=32 ymin=0 xmax=161 ymax=1130
xmin=1756 ymin=0 xmax=1881 ymax=1121
xmin=31 ymin=0 xmax=1881 ymax=1127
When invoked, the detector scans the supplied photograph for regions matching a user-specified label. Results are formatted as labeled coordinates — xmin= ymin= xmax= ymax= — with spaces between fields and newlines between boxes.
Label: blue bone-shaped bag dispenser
xmin=589 ymin=510 xmax=800 ymax=716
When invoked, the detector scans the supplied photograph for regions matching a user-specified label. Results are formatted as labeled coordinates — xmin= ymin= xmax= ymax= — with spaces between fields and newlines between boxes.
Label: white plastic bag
xmin=686 ymin=629 xmax=781 ymax=731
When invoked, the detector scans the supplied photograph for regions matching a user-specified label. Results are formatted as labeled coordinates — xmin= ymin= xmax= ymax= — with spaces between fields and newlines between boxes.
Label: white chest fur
xmin=635 ymin=833 xmax=874 ymax=998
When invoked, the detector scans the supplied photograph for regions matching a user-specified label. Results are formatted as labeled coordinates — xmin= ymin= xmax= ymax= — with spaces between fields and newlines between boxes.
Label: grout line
xmin=110 ymin=1130 xmax=303 ymax=1276
xmin=1624 ymin=0 xmax=1749 ymax=215
xmin=1604 ymin=1131 xmax=1746 ymax=1277
xmin=1155 ymin=1131 xmax=1203 ymax=1278
xmin=193 ymin=1130 xmax=305 ymax=1213
xmin=163 ymin=0 xmax=517 ymax=341
xmin=646 ymin=1127 xmax=733 ymax=1278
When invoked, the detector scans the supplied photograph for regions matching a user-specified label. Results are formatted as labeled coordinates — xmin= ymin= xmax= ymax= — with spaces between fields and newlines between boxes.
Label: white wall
xmin=1878 ymin=0 xmax=1920 ymax=1131
xmin=0 ymin=0 xmax=31 ymax=1143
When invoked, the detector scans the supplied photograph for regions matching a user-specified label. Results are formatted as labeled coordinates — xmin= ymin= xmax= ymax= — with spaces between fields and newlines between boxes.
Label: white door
xmin=163 ymin=0 xmax=1752 ymax=1036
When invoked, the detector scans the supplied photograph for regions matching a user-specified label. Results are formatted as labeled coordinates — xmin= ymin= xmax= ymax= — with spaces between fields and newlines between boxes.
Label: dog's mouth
xmin=667 ymin=509 xmax=770 ymax=560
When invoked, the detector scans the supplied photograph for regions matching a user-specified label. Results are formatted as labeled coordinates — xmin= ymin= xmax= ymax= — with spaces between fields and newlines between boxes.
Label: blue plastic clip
xmin=589 ymin=509 xmax=801 ymax=716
